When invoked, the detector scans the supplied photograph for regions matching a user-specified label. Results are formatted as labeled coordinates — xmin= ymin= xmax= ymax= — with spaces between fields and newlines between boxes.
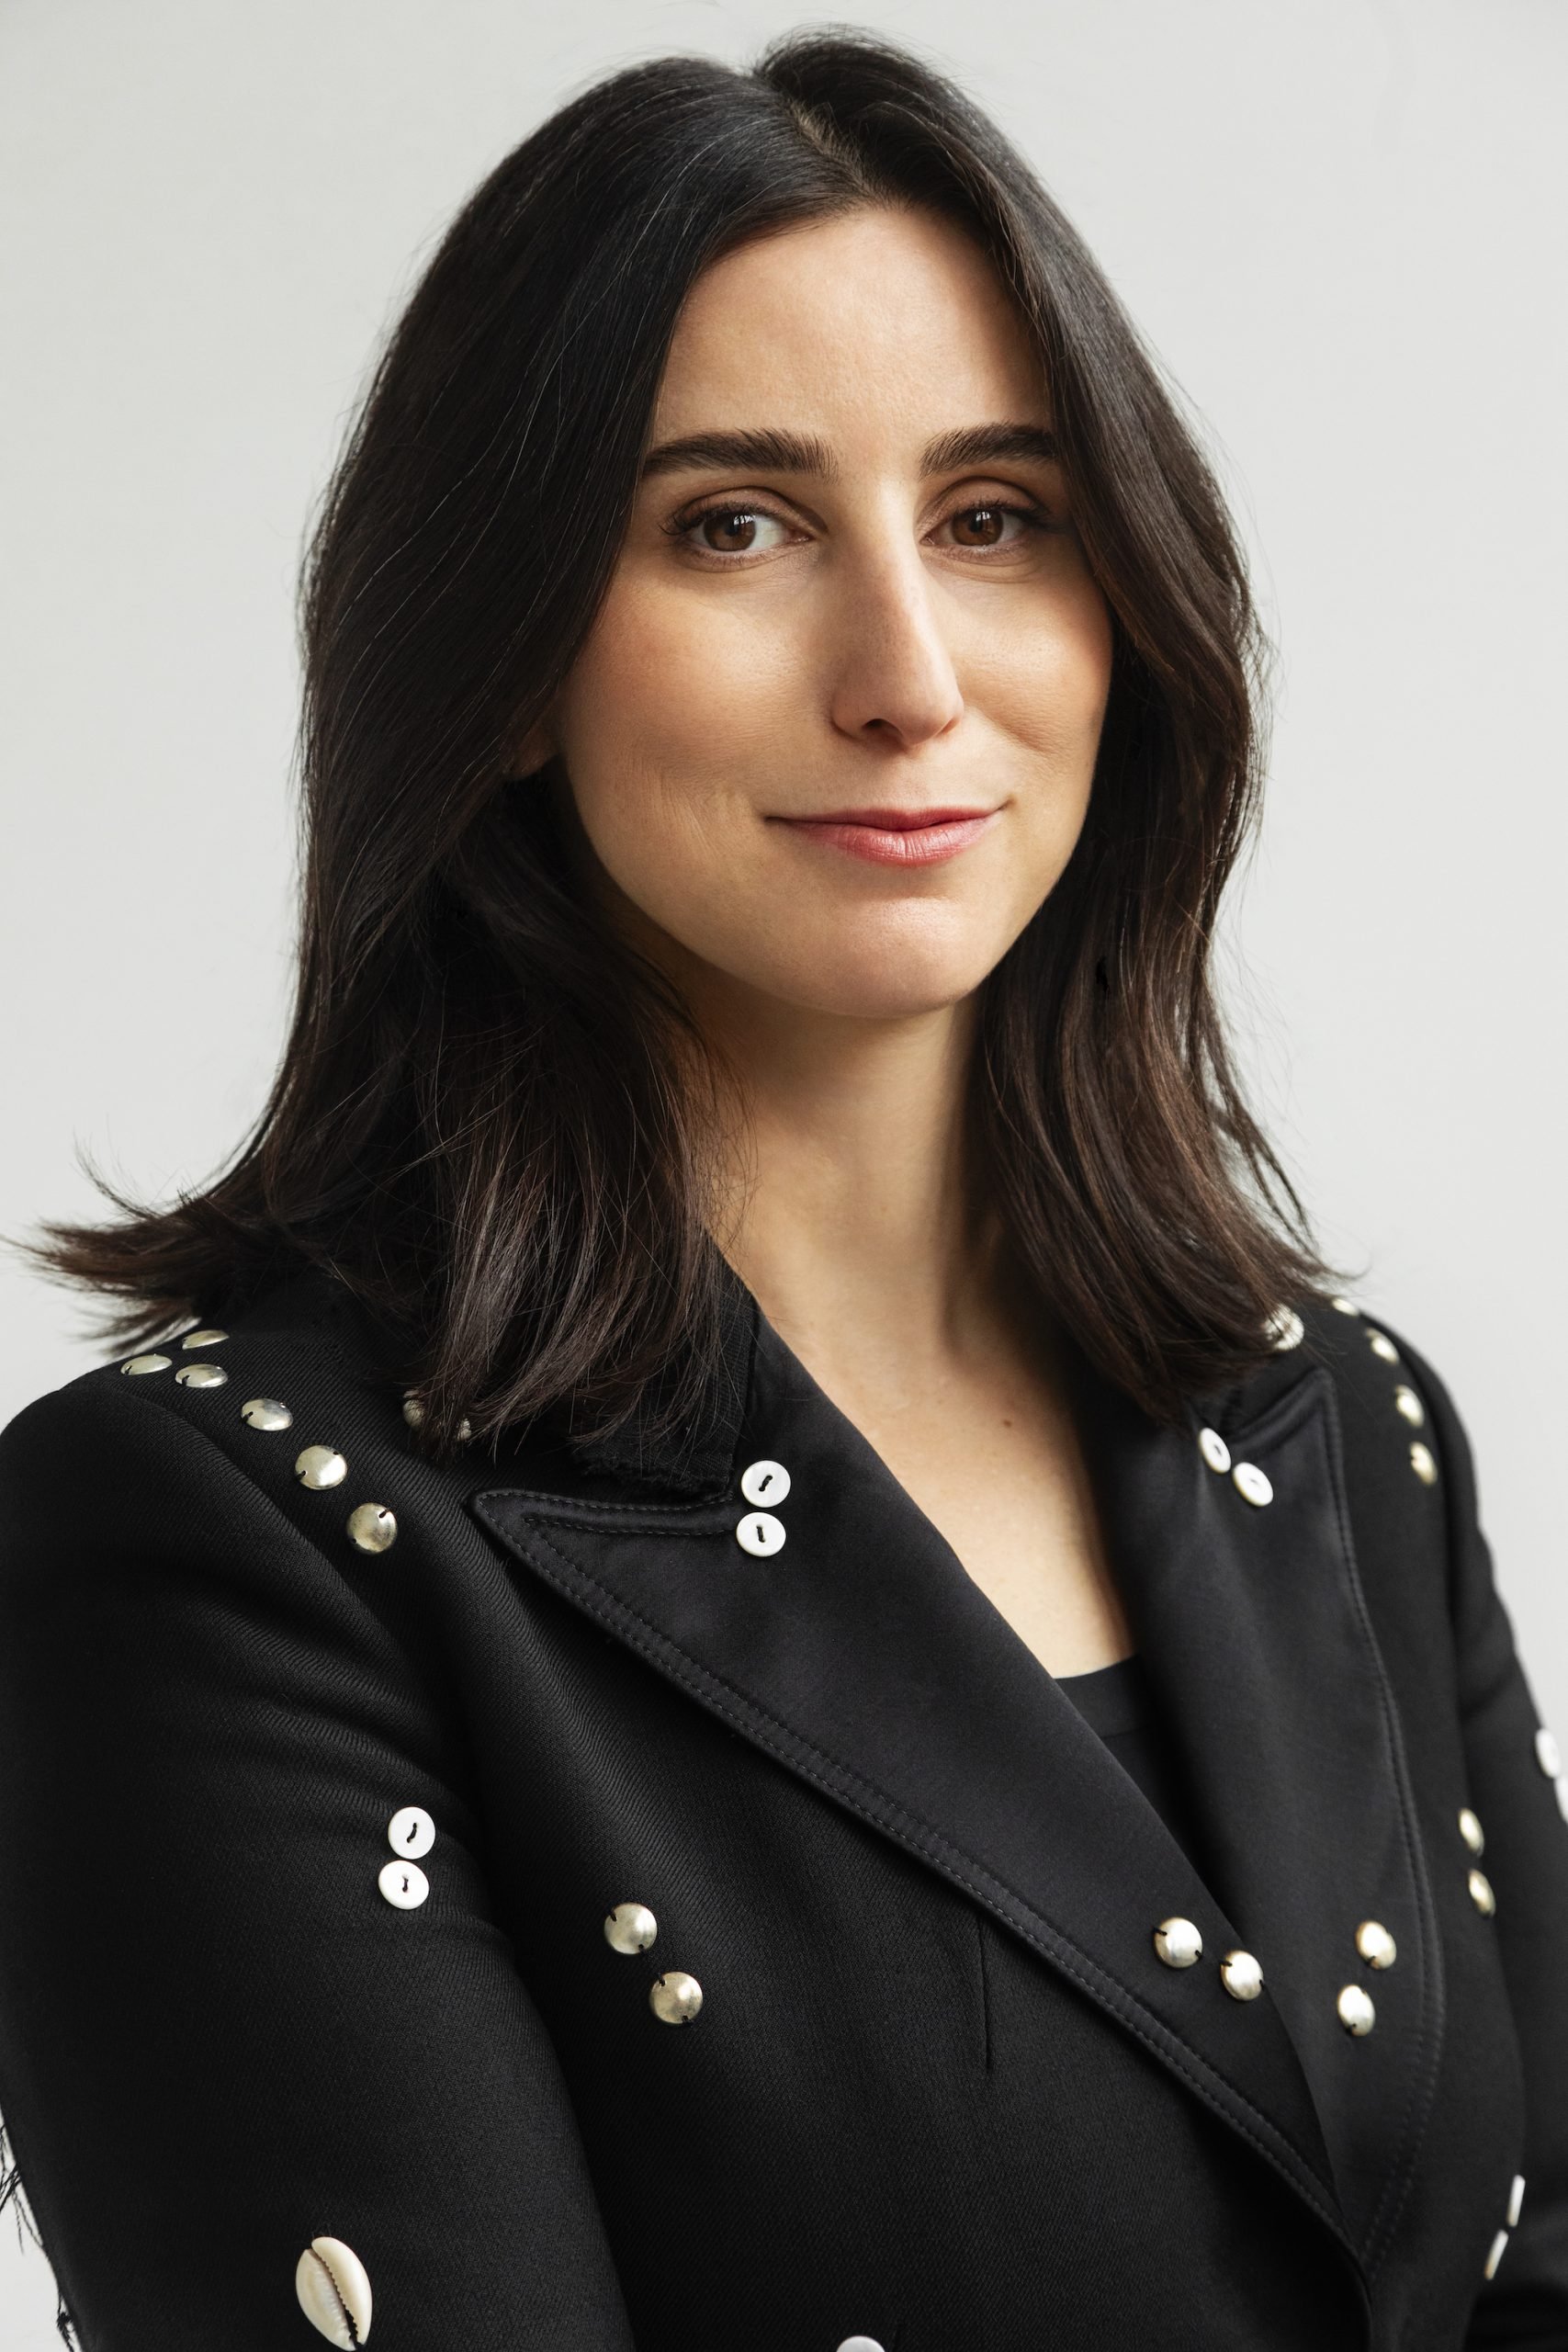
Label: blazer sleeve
xmin=0 ymin=1375 xmax=638 ymax=2352
xmin=1402 ymin=1337 xmax=1568 ymax=2346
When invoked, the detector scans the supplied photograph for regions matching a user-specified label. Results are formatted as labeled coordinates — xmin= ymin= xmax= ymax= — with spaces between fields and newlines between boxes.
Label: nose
xmin=825 ymin=540 xmax=964 ymax=752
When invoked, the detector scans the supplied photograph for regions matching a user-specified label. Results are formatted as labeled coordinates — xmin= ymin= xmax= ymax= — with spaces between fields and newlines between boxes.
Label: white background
xmin=2 ymin=0 xmax=1563 ymax=2339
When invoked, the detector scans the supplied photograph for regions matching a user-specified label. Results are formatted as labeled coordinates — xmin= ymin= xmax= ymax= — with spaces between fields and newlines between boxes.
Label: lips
xmin=773 ymin=805 xmax=1000 ymax=868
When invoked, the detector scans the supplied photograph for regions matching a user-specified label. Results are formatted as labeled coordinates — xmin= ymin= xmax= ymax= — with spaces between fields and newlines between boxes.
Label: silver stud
xmin=387 ymin=1805 xmax=434 ymax=1860
xmin=1409 ymin=1442 xmax=1438 ymax=1486
xmin=1508 ymin=2174 xmax=1526 ymax=2228
xmin=295 ymin=2235 xmax=373 ymax=2348
xmin=1232 ymin=1461 xmax=1272 ymax=1509
xmin=1337 ymin=1984 xmax=1376 ymax=2036
xmin=1220 ymin=1949 xmax=1264 ymax=2002
xmin=1367 ymin=1329 xmax=1400 ymax=1364
xmin=1536 ymin=1727 xmax=1562 ymax=1780
xmin=1330 ymin=1295 xmax=1362 ymax=1317
xmin=649 ymin=1969 xmax=703 ymax=2025
xmin=1197 ymin=1427 xmax=1231 ymax=1475
xmin=1469 ymin=1869 xmax=1496 ymax=1917
xmin=179 ymin=1328 xmax=228 ymax=1350
xmin=739 ymin=1457 xmax=791 ymax=1507
xmin=120 ymin=1352 xmax=171 ymax=1376
xmin=241 ymin=1396 xmax=293 ymax=1431
xmin=604 ymin=1901 xmax=658 ymax=1954
xmin=1356 ymin=1919 xmax=1397 ymax=1970
xmin=1459 ymin=1806 xmax=1484 ymax=1856
xmin=347 ymin=1503 xmax=398 ymax=1555
xmin=1265 ymin=1305 xmax=1303 ymax=1351
xmin=175 ymin=1363 xmax=228 ymax=1390
xmin=736 ymin=1510 xmax=786 ymax=1557
xmin=295 ymin=1445 xmax=347 ymax=1490
xmin=401 ymin=1393 xmax=423 ymax=1430
xmin=1153 ymin=1916 xmax=1202 ymax=1969
xmin=378 ymin=1858 xmax=428 ymax=1910
xmin=836 ymin=2340 xmax=887 ymax=2352
xmin=1393 ymin=1385 xmax=1425 ymax=1428
xmin=1483 ymin=2228 xmax=1509 ymax=2281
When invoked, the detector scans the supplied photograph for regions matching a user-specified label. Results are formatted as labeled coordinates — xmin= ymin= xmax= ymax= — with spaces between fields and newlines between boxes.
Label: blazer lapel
xmin=1071 ymin=1351 xmax=1443 ymax=2266
xmin=472 ymin=1272 xmax=1358 ymax=2256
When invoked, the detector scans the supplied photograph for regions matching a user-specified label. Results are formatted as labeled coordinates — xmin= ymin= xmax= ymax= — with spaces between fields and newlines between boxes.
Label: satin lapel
xmin=1071 ymin=1354 xmax=1443 ymax=2265
xmin=473 ymin=1308 xmax=1350 ymax=2251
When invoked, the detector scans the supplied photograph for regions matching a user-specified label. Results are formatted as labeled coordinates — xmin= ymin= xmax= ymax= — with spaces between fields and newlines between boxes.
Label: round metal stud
xmin=401 ymin=1394 xmax=424 ymax=1430
xmin=1198 ymin=1427 xmax=1232 ymax=1475
xmin=736 ymin=1510 xmax=786 ymax=1557
xmin=241 ymin=1396 xmax=293 ymax=1431
xmin=604 ymin=1901 xmax=658 ymax=1955
xmin=1366 ymin=1329 xmax=1400 ymax=1364
xmin=1393 ymin=1385 xmax=1425 ymax=1428
xmin=1458 ymin=1805 xmax=1484 ymax=1856
xmin=1483 ymin=2228 xmax=1509 ymax=2281
xmin=175 ymin=1363 xmax=228 ymax=1390
xmin=1265 ymin=1305 xmax=1303 ymax=1351
xmin=1232 ymin=1461 xmax=1273 ymax=1509
xmin=378 ymin=1859 xmax=429 ymax=1910
xmin=1356 ymin=1919 xmax=1397 ymax=1970
xmin=1153 ymin=1917 xmax=1202 ymax=1969
xmin=1220 ymin=1949 xmax=1264 ymax=2002
xmin=1330 ymin=1295 xmax=1362 ymax=1317
xmin=387 ymin=1805 xmax=434 ymax=1860
xmin=1337 ymin=1984 xmax=1376 ymax=2036
xmin=1469 ymin=1869 xmax=1496 ymax=1917
xmin=120 ymin=1353 xmax=171 ymax=1376
xmin=347 ymin=1504 xmax=398 ymax=1555
xmin=739 ymin=1458 xmax=791 ymax=1507
xmin=1536 ymin=1726 xmax=1562 ymax=1780
xmin=649 ymin=1970 xmax=703 ymax=2025
xmin=1508 ymin=2174 xmax=1526 ymax=2228
xmin=179 ymin=1328 xmax=228 ymax=1350
xmin=836 ymin=2340 xmax=887 ymax=2352
xmin=295 ymin=1445 xmax=347 ymax=1491
xmin=1409 ymin=1442 xmax=1438 ymax=1487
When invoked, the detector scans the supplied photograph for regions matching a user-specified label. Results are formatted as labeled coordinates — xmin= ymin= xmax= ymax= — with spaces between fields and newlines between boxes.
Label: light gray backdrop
xmin=1 ymin=0 xmax=1563 ymax=2339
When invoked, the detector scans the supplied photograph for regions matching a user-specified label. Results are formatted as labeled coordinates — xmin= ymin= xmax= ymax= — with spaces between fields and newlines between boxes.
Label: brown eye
xmin=679 ymin=504 xmax=792 ymax=557
xmin=947 ymin=502 xmax=1038 ymax=548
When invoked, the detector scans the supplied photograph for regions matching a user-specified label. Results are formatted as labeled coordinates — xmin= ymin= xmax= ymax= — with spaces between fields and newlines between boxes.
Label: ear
xmin=509 ymin=717 xmax=557 ymax=780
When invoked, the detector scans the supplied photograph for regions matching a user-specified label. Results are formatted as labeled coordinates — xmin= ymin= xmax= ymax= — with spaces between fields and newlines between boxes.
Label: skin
xmin=515 ymin=202 xmax=1132 ymax=1676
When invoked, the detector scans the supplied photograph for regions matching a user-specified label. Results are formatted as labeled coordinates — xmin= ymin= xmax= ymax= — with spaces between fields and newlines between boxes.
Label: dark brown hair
xmin=25 ymin=26 xmax=1340 ymax=1452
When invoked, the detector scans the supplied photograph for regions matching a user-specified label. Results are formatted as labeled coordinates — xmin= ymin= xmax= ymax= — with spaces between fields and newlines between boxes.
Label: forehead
xmin=650 ymin=205 xmax=1050 ymax=445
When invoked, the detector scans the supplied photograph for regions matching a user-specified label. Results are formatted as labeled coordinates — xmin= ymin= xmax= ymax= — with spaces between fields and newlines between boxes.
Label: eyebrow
xmin=637 ymin=422 xmax=1061 ymax=482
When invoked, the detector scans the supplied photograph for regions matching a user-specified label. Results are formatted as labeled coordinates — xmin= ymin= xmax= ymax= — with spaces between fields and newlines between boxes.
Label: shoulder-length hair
xmin=28 ymin=26 xmax=1339 ymax=1453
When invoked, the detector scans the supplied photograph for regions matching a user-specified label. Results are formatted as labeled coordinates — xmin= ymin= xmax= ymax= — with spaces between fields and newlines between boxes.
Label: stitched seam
xmin=1315 ymin=1381 xmax=1446 ymax=2272
xmin=477 ymin=1498 xmax=1349 ymax=2241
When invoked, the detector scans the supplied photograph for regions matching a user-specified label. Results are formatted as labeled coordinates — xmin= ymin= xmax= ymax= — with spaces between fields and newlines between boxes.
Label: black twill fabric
xmin=1055 ymin=1655 xmax=1209 ymax=1868
xmin=0 ymin=1263 xmax=1562 ymax=2350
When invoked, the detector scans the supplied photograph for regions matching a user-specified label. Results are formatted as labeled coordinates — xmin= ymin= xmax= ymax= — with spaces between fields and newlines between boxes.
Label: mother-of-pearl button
xmin=378 ymin=1859 xmax=429 ymax=1909
xmin=296 ymin=2236 xmax=373 ymax=2347
xmin=1337 ymin=1984 xmax=1376 ymax=2035
xmin=1153 ymin=1917 xmax=1202 ymax=1968
xmin=296 ymin=1445 xmax=348 ymax=1490
xmin=739 ymin=1458 xmax=791 ymax=1506
xmin=1220 ymin=1949 xmax=1264 ymax=2001
xmin=121 ymin=1353 xmax=171 ymax=1375
xmin=736 ymin=1510 xmax=786 ymax=1557
xmin=1232 ymin=1461 xmax=1272 ymax=1508
xmin=604 ymin=1900 xmax=658 ymax=1953
xmin=1367 ymin=1329 xmax=1400 ymax=1364
xmin=180 ymin=1328 xmax=228 ymax=1349
xmin=387 ymin=1805 xmax=434 ymax=1860
xmin=1356 ymin=1919 xmax=1397 ymax=1969
xmin=1459 ymin=1805 xmax=1484 ymax=1855
xmin=1469 ymin=1869 xmax=1496 ymax=1917
xmin=1198 ymin=1427 xmax=1231 ymax=1474
xmin=241 ymin=1396 xmax=292 ymax=1430
xmin=175 ymin=1363 xmax=228 ymax=1389
xmin=649 ymin=1970 xmax=703 ymax=2024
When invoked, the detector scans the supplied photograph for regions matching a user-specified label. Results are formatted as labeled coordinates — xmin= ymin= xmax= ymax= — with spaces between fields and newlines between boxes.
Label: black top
xmin=1055 ymin=1652 xmax=1206 ymax=1870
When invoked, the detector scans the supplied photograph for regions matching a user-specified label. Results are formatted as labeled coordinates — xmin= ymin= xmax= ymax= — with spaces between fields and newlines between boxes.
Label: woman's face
xmin=529 ymin=203 xmax=1113 ymax=1027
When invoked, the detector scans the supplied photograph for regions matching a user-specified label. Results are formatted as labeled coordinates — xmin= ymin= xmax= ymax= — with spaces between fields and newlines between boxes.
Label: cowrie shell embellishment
xmin=295 ymin=2235 xmax=373 ymax=2346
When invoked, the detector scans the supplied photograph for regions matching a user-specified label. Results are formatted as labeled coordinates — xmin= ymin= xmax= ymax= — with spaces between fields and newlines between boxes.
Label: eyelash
xmin=662 ymin=494 xmax=1055 ymax=562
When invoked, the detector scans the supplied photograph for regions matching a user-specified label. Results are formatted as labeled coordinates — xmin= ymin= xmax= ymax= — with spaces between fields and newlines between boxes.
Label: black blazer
xmin=0 ymin=1259 xmax=1563 ymax=2351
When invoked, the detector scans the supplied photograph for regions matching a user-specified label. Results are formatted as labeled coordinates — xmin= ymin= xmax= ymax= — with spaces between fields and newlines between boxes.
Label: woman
xmin=0 ymin=27 xmax=1560 ymax=2351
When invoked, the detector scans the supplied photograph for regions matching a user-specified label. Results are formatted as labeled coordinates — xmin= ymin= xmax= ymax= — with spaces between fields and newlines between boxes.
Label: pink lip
xmin=775 ymin=806 xmax=1000 ymax=867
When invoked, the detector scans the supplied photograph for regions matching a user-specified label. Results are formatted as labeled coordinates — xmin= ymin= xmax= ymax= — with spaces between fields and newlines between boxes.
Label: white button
xmin=739 ymin=1458 xmax=791 ymax=1507
xmin=1507 ymin=2173 xmax=1526 ymax=2228
xmin=1232 ymin=1462 xmax=1272 ymax=1508
xmin=836 ymin=2339 xmax=886 ymax=2352
xmin=1459 ymin=1806 xmax=1484 ymax=1856
xmin=1337 ymin=1984 xmax=1375 ymax=2036
xmin=1483 ymin=2228 xmax=1509 ymax=2280
xmin=1536 ymin=1727 xmax=1562 ymax=1780
xmin=378 ymin=1860 xmax=429 ymax=1909
xmin=1198 ymin=1427 xmax=1231 ymax=1474
xmin=736 ymin=1510 xmax=786 ymax=1557
xmin=387 ymin=1805 xmax=434 ymax=1860
xmin=1393 ymin=1385 xmax=1425 ymax=1428
xmin=1367 ymin=1329 xmax=1400 ymax=1364
xmin=1153 ymin=1917 xmax=1202 ymax=1969
xmin=1330 ymin=1295 xmax=1362 ymax=1317
xmin=1220 ymin=1949 xmax=1264 ymax=2002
